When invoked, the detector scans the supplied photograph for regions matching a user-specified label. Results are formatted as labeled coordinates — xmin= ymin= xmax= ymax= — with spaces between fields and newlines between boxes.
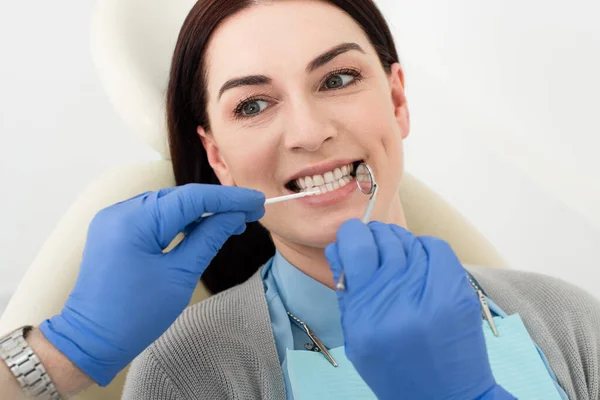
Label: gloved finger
xmin=182 ymin=220 xmax=200 ymax=237
xmin=155 ymin=184 xmax=265 ymax=247
xmin=167 ymin=211 xmax=247 ymax=276
xmin=113 ymin=190 xmax=154 ymax=206
xmin=387 ymin=224 xmax=415 ymax=260
xmin=156 ymin=187 xmax=178 ymax=198
xmin=418 ymin=236 xmax=465 ymax=284
xmin=181 ymin=217 xmax=245 ymax=238
xmin=368 ymin=222 xmax=407 ymax=286
xmin=389 ymin=225 xmax=429 ymax=292
xmin=335 ymin=219 xmax=379 ymax=292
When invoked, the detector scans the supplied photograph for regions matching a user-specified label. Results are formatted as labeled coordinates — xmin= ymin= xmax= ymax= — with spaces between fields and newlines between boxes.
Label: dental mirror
xmin=336 ymin=163 xmax=378 ymax=291
xmin=355 ymin=163 xmax=377 ymax=223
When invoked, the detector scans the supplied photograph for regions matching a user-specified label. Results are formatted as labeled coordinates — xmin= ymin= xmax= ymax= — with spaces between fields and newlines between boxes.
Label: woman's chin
xmin=273 ymin=209 xmax=366 ymax=249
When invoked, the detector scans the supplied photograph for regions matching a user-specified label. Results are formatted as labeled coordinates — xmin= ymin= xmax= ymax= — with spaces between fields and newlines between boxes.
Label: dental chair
xmin=0 ymin=0 xmax=508 ymax=398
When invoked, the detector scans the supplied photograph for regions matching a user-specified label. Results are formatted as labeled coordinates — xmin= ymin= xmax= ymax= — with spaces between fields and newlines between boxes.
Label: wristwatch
xmin=0 ymin=325 xmax=61 ymax=399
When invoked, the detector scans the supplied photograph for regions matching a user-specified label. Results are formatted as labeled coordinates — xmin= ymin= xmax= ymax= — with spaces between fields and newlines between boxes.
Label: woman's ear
xmin=197 ymin=126 xmax=236 ymax=186
xmin=389 ymin=63 xmax=410 ymax=139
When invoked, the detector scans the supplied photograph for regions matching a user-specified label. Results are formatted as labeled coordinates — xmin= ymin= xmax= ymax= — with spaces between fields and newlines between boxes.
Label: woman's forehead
xmin=204 ymin=1 xmax=373 ymax=93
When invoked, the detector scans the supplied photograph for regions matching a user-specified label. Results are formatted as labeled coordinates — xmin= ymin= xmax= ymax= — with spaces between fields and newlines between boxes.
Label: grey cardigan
xmin=122 ymin=265 xmax=600 ymax=399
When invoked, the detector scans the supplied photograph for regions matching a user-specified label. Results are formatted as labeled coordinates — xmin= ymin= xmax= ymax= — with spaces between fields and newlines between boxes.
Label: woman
xmin=119 ymin=0 xmax=595 ymax=398
xmin=3 ymin=0 xmax=597 ymax=399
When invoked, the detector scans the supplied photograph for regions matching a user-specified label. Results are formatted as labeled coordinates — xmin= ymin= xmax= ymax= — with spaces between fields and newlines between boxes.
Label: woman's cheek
xmin=226 ymin=146 xmax=276 ymax=190
xmin=334 ymin=94 xmax=389 ymax=139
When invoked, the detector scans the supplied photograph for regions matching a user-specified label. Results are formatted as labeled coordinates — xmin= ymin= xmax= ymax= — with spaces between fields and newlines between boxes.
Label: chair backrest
xmin=0 ymin=0 xmax=507 ymax=398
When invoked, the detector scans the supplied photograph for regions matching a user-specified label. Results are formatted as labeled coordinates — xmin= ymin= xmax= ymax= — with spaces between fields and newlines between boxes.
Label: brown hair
xmin=167 ymin=0 xmax=399 ymax=294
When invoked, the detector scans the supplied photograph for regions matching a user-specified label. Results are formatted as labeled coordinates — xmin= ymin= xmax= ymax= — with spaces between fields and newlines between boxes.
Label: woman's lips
xmin=295 ymin=177 xmax=358 ymax=207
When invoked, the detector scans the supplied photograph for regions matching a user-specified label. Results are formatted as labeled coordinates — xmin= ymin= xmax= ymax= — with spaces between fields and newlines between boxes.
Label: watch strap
xmin=0 ymin=326 xmax=61 ymax=399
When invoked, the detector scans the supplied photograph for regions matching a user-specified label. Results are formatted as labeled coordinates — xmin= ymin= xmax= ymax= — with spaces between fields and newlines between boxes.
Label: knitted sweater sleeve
xmin=121 ymin=347 xmax=181 ymax=400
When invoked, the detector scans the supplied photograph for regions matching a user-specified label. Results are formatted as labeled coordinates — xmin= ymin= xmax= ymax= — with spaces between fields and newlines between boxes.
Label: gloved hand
xmin=325 ymin=220 xmax=516 ymax=400
xmin=39 ymin=184 xmax=265 ymax=386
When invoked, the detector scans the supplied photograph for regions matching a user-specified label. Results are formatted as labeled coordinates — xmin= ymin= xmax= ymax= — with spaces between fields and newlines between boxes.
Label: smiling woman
xmin=118 ymin=0 xmax=600 ymax=399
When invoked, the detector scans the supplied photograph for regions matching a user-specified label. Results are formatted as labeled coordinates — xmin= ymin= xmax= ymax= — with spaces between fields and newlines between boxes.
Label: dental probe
xmin=199 ymin=189 xmax=320 ymax=218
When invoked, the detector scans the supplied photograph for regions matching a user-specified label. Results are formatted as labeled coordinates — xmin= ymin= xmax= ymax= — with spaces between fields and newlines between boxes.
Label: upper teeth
xmin=295 ymin=163 xmax=354 ymax=194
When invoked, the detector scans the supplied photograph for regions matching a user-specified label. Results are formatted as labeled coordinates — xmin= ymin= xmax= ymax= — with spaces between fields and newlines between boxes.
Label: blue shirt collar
xmin=267 ymin=250 xmax=344 ymax=348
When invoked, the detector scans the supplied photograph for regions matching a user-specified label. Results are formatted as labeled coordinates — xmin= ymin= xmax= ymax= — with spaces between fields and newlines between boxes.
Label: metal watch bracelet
xmin=0 ymin=326 xmax=61 ymax=400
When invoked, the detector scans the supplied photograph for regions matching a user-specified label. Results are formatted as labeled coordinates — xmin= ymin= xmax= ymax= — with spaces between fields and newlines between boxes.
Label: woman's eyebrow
xmin=306 ymin=42 xmax=365 ymax=73
xmin=218 ymin=75 xmax=272 ymax=100
xmin=217 ymin=42 xmax=365 ymax=101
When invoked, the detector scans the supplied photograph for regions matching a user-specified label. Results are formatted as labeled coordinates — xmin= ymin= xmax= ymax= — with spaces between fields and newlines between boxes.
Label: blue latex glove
xmin=325 ymin=220 xmax=516 ymax=400
xmin=39 ymin=184 xmax=265 ymax=386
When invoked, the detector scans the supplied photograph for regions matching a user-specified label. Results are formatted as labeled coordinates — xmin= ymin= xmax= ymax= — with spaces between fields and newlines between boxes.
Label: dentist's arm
xmin=0 ymin=184 xmax=265 ymax=398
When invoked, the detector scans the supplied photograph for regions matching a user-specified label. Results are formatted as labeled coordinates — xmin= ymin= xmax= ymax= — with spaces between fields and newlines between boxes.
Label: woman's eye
xmin=323 ymin=73 xmax=356 ymax=90
xmin=239 ymin=99 xmax=269 ymax=117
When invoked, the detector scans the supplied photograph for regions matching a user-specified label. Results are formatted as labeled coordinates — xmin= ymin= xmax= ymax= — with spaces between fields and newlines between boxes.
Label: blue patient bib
xmin=286 ymin=314 xmax=566 ymax=400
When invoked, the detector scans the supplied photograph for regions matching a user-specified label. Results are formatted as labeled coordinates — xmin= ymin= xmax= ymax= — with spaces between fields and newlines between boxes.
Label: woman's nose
xmin=283 ymin=100 xmax=337 ymax=152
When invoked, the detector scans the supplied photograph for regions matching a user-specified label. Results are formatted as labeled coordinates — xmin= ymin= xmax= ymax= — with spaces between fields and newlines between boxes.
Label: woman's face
xmin=200 ymin=0 xmax=410 ymax=249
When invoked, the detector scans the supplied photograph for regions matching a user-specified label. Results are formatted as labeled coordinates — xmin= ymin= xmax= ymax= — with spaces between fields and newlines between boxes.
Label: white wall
xmin=0 ymin=0 xmax=598 ymax=317
xmin=377 ymin=0 xmax=600 ymax=298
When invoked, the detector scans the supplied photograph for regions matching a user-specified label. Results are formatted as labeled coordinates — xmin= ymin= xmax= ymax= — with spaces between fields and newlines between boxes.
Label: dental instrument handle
xmin=336 ymin=185 xmax=378 ymax=291
xmin=200 ymin=190 xmax=319 ymax=218
xmin=360 ymin=185 xmax=378 ymax=224
xmin=264 ymin=190 xmax=318 ymax=204
xmin=336 ymin=272 xmax=347 ymax=291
